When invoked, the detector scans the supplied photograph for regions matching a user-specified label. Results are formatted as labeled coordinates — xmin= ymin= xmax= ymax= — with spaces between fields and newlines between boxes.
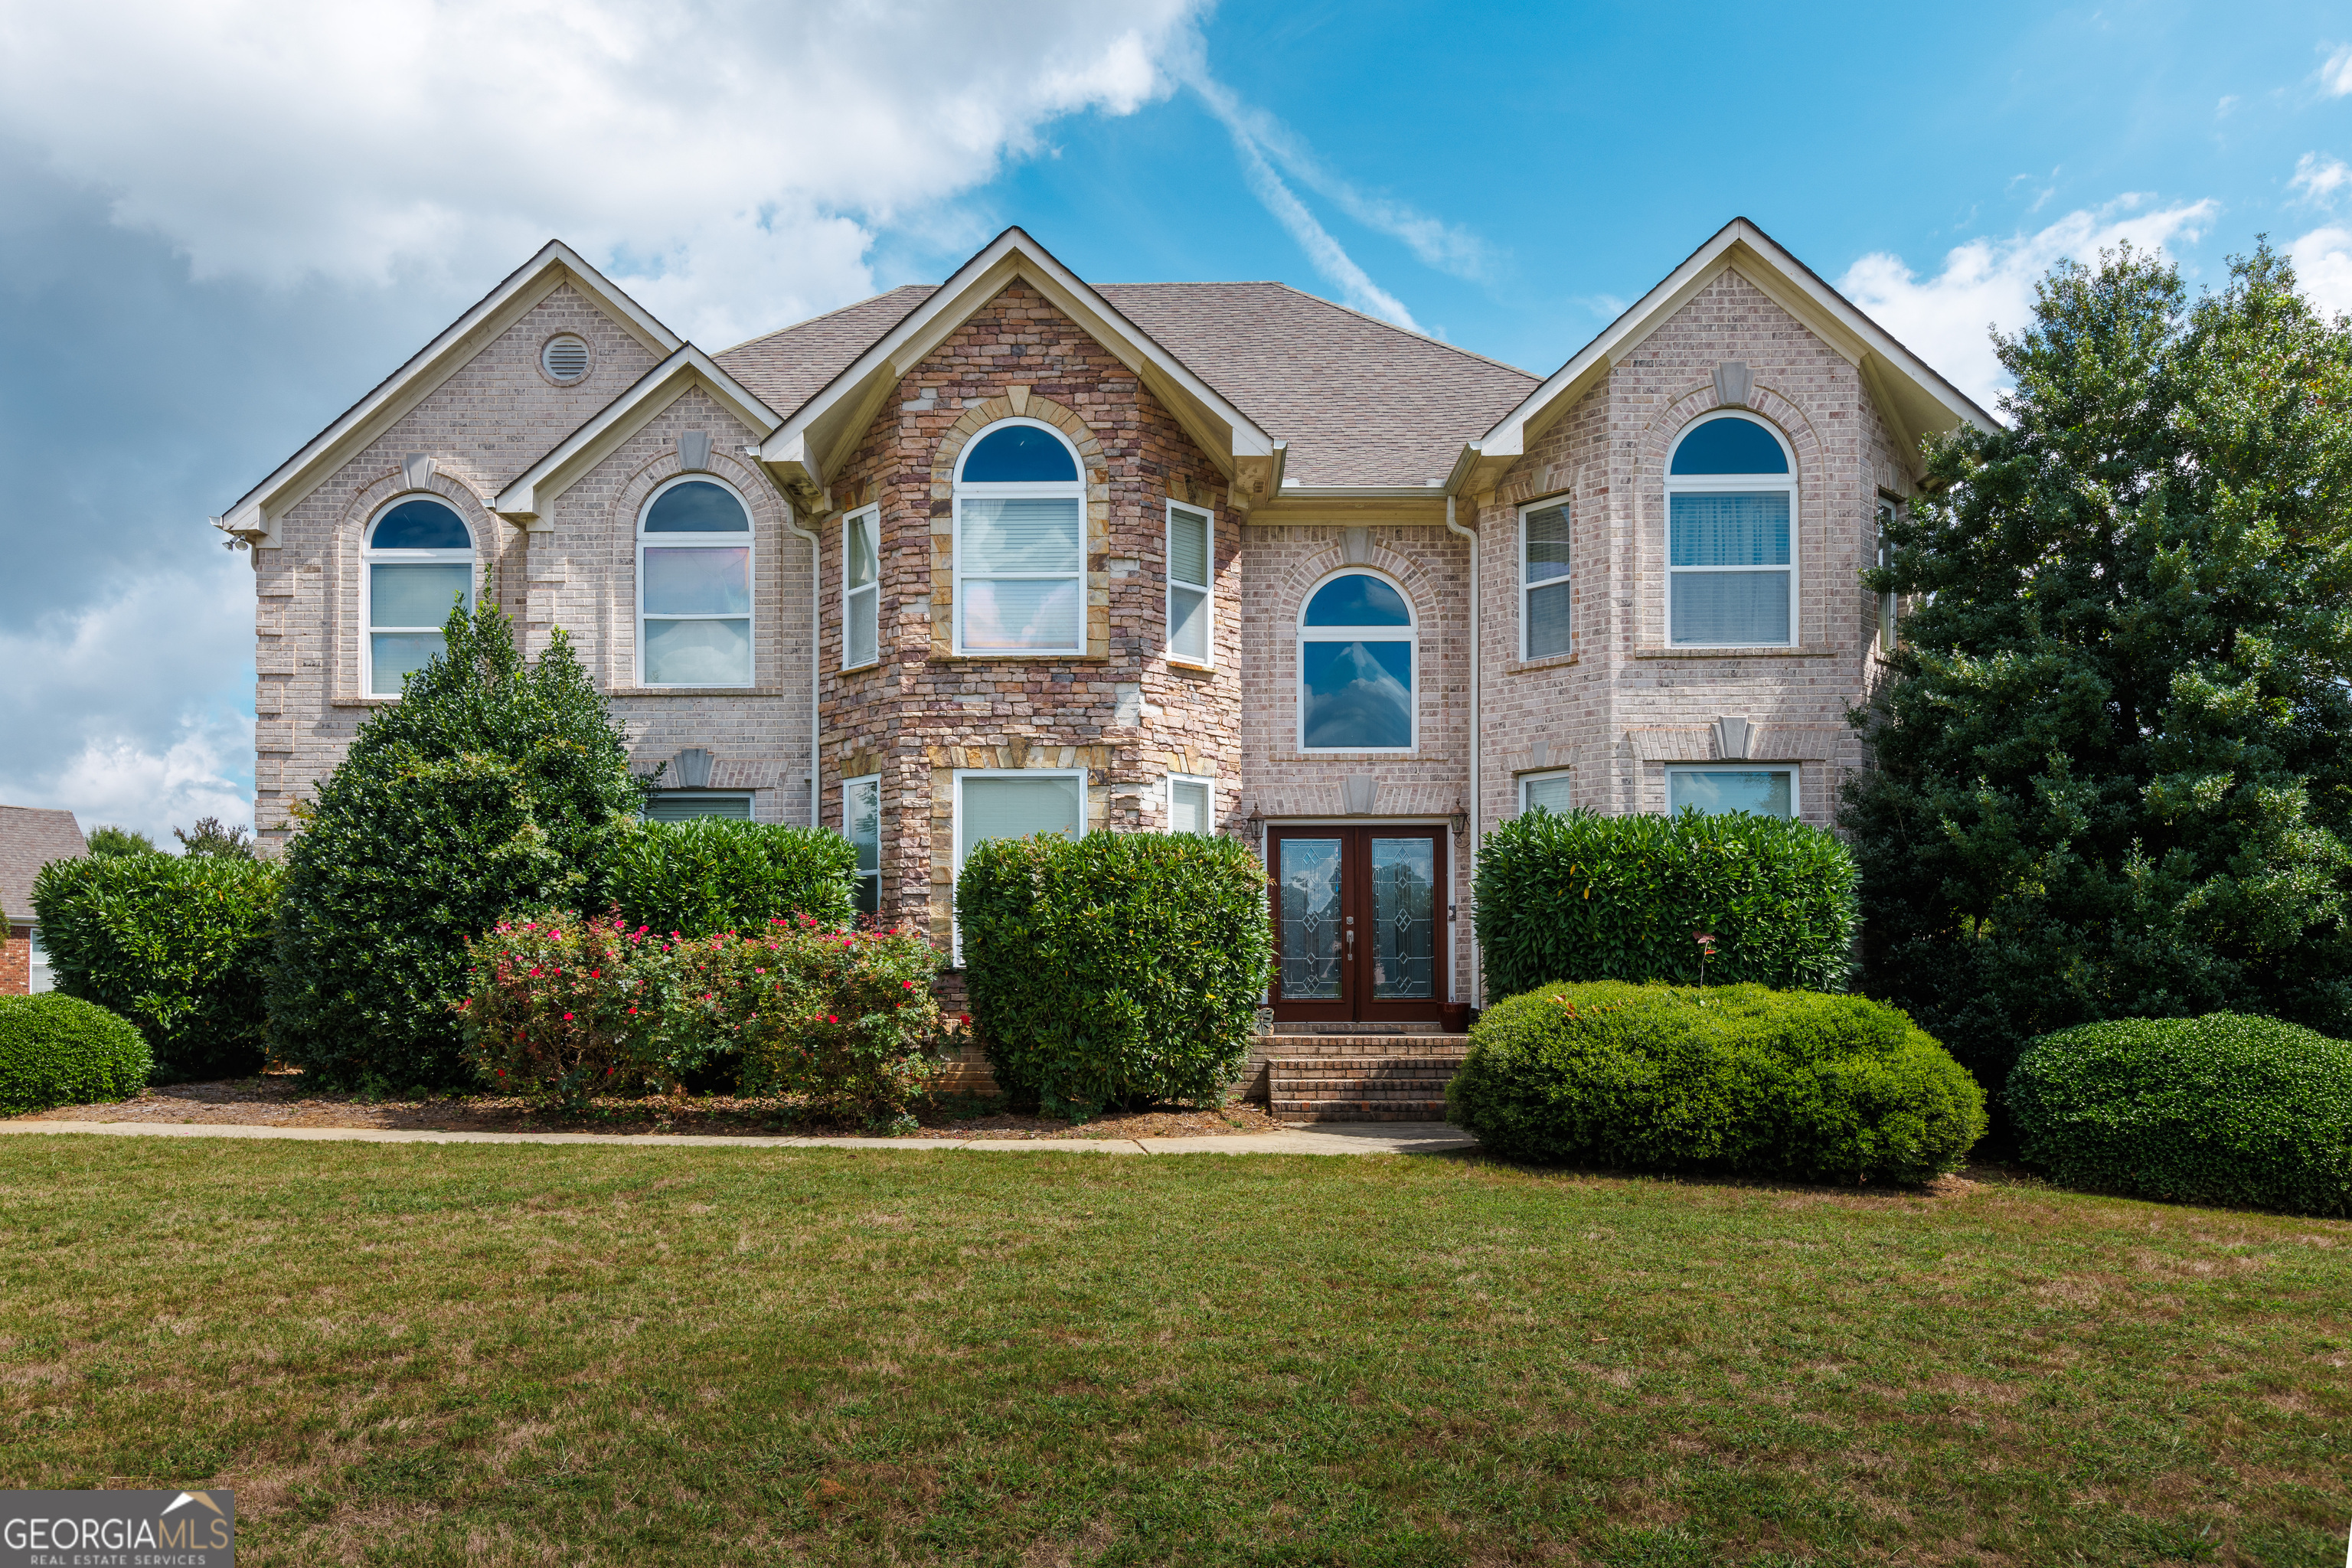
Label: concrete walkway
xmin=0 ymin=1119 xmax=1477 ymax=1157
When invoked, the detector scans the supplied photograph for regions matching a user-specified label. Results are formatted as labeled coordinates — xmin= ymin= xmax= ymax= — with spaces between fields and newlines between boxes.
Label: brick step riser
xmin=1266 ymin=1049 xmax=1464 ymax=1123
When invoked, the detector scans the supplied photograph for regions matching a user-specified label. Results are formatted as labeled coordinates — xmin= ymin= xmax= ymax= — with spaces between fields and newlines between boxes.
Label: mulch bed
xmin=11 ymin=1067 xmax=1285 ymax=1140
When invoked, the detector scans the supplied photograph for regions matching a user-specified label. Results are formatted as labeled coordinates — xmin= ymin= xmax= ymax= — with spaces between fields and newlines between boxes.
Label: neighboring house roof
xmin=716 ymin=286 xmax=937 ymax=421
xmin=214 ymin=240 xmax=684 ymax=548
xmin=1096 ymin=283 xmax=1540 ymax=491
xmin=0 ymin=806 xmax=87 ymax=926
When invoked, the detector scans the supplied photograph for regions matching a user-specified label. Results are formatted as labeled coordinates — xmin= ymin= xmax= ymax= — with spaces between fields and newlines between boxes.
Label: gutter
xmin=1443 ymin=490 xmax=1481 ymax=1010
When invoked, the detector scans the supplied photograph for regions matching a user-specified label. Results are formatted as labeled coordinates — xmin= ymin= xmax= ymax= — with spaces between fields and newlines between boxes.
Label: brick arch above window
xmin=1637 ymin=384 xmax=1822 ymax=481
xmin=1268 ymin=533 xmax=1442 ymax=629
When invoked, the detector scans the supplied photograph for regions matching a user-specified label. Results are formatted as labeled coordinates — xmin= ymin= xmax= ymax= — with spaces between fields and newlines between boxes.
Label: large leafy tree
xmin=1844 ymin=241 xmax=2352 ymax=1088
xmin=269 ymin=599 xmax=645 ymax=1086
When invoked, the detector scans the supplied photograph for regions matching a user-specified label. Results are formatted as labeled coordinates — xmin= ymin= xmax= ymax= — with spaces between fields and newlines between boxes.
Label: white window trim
xmin=1165 ymin=498 xmax=1214 ymax=668
xmin=951 ymin=417 xmax=1086 ymax=658
xmin=842 ymin=505 xmax=881 ymax=671
xmin=636 ymin=472 xmax=756 ymax=690
xmin=950 ymin=766 xmax=1089 ymax=961
xmin=1663 ymin=763 xmax=1800 ymax=820
xmin=1518 ymin=498 xmax=1572 ymax=662
xmin=1296 ymin=568 xmax=1419 ymax=756
xmin=842 ymin=772 xmax=881 ymax=916
xmin=1164 ymin=773 xmax=1217 ymax=834
xmin=1518 ymin=769 xmax=1573 ymax=815
xmin=1874 ymin=495 xmax=1899 ymax=654
xmin=361 ymin=492 xmax=475 ymax=701
xmin=1664 ymin=411 xmax=1799 ymax=649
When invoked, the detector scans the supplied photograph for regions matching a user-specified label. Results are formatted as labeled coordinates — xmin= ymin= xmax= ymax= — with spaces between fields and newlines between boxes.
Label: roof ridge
xmin=715 ymin=283 xmax=939 ymax=358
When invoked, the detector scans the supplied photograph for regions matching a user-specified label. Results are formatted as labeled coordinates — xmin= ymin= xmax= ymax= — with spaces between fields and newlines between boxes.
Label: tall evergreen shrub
xmin=603 ymin=817 xmax=855 ymax=937
xmin=1475 ymin=808 xmax=1857 ymax=999
xmin=959 ymin=831 xmax=1272 ymax=1112
xmin=32 ymin=852 xmax=280 ymax=1080
xmin=269 ymin=599 xmax=644 ymax=1086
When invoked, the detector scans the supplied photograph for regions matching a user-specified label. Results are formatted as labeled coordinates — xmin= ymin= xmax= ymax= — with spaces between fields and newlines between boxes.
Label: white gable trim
xmin=753 ymin=227 xmax=1278 ymax=511
xmin=1453 ymin=218 xmax=1996 ymax=494
xmin=492 ymin=348 xmax=782 ymax=529
xmin=214 ymin=241 xmax=681 ymax=547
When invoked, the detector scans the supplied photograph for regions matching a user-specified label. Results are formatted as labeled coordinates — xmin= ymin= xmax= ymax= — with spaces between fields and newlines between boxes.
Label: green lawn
xmin=1 ymin=1138 xmax=2347 ymax=1566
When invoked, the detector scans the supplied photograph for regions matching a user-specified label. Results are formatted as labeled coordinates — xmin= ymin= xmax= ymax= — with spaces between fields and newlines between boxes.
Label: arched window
xmin=363 ymin=495 xmax=474 ymax=696
xmin=1298 ymin=570 xmax=1416 ymax=752
xmin=639 ymin=475 xmax=753 ymax=687
xmin=1665 ymin=412 xmax=1797 ymax=647
xmin=953 ymin=419 xmax=1084 ymax=654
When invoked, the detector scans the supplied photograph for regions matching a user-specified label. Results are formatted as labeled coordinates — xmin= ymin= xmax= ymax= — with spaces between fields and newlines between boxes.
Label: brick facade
xmin=2 ymin=925 xmax=28 ymax=996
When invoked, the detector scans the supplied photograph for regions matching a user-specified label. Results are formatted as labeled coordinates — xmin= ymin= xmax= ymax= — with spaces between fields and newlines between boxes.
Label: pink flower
xmin=901 ymin=979 xmax=916 ymax=990
xmin=564 ymin=1013 xmax=574 ymax=1021
xmin=827 ymin=1014 xmax=838 ymax=1024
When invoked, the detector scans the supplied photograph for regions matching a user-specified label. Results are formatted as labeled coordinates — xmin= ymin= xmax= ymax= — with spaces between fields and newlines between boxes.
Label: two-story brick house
xmin=217 ymin=219 xmax=1990 ymax=1042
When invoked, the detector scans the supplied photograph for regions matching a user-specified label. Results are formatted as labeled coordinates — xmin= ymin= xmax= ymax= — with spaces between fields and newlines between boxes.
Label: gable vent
xmin=541 ymin=334 xmax=591 ymax=383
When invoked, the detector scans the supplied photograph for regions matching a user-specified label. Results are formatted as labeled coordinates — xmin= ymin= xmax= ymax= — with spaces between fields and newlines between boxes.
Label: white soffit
xmin=214 ymin=240 xmax=682 ymax=546
xmin=1460 ymin=218 xmax=1998 ymax=488
xmin=493 ymin=348 xmax=782 ymax=528
xmin=756 ymin=227 xmax=1276 ymax=501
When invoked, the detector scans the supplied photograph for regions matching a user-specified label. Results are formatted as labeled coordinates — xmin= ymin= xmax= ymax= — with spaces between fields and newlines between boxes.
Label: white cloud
xmin=1837 ymin=197 xmax=2219 ymax=411
xmin=2290 ymin=152 xmax=2352 ymax=205
xmin=2324 ymin=44 xmax=2352 ymax=96
xmin=0 ymin=0 xmax=1209 ymax=345
xmin=47 ymin=726 xmax=256 ymax=848
xmin=2288 ymin=226 xmax=2352 ymax=319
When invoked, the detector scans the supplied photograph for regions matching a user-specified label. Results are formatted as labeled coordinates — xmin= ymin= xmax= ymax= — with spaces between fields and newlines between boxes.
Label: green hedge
xmin=603 ymin=818 xmax=855 ymax=938
xmin=1475 ymin=808 xmax=1859 ymax=997
xmin=31 ymin=852 xmax=279 ymax=1081
xmin=1446 ymin=982 xmax=1986 ymax=1184
xmin=959 ymin=831 xmax=1272 ymax=1114
xmin=2009 ymin=1014 xmax=2352 ymax=1215
xmin=0 ymin=994 xmax=152 ymax=1114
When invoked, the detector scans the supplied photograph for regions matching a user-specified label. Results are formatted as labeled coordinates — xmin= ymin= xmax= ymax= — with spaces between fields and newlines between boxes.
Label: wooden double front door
xmin=1266 ymin=826 xmax=1449 ymax=1023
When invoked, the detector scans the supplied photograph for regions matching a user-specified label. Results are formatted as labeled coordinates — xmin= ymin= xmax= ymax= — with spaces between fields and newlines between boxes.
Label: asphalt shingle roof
xmin=713 ymin=279 xmax=1540 ymax=490
xmin=0 ymin=805 xmax=87 ymax=925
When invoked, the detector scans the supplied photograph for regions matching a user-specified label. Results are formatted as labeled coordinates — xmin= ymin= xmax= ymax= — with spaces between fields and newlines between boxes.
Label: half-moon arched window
xmin=1298 ymin=570 xmax=1415 ymax=752
xmin=639 ymin=475 xmax=753 ymax=687
xmin=1666 ymin=412 xmax=1796 ymax=647
xmin=364 ymin=495 xmax=473 ymax=696
xmin=953 ymin=419 xmax=1083 ymax=654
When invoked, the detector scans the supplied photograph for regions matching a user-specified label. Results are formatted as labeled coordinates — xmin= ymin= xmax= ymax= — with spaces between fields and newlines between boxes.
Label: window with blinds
xmin=843 ymin=774 xmax=880 ymax=919
xmin=1167 ymin=775 xmax=1212 ymax=834
xmin=639 ymin=477 xmax=753 ymax=686
xmin=1666 ymin=413 xmax=1797 ymax=648
xmin=1168 ymin=501 xmax=1213 ymax=664
xmin=362 ymin=495 xmax=474 ymax=697
xmin=1875 ymin=497 xmax=1899 ymax=652
xmin=1521 ymin=500 xmax=1571 ymax=659
xmin=844 ymin=507 xmax=880 ymax=669
xmin=954 ymin=421 xmax=1084 ymax=653
xmin=1519 ymin=771 xmax=1573 ymax=815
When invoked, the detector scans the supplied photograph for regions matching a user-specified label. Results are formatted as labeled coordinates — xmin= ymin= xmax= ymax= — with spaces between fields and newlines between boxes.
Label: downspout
xmin=1444 ymin=492 xmax=1481 ymax=1010
xmin=782 ymin=498 xmax=822 ymax=831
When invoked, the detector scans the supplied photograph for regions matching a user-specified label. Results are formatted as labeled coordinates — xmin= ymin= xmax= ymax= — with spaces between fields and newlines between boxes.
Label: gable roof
xmin=1456 ymin=217 xmax=1998 ymax=494
xmin=752 ymin=228 xmax=1282 ymax=511
xmin=493 ymin=346 xmax=783 ymax=527
xmin=215 ymin=241 xmax=682 ymax=547
xmin=717 ymin=286 xmax=936 ymax=421
xmin=0 ymin=805 xmax=87 ymax=926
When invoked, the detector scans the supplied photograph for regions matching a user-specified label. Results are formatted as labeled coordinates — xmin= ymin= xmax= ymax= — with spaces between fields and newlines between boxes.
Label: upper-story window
xmin=639 ymin=476 xmax=753 ymax=688
xmin=954 ymin=420 xmax=1083 ymax=655
xmin=843 ymin=505 xmax=880 ymax=669
xmin=1666 ymin=413 xmax=1796 ymax=648
xmin=1167 ymin=500 xmax=1213 ymax=665
xmin=1520 ymin=499 xmax=1571 ymax=660
xmin=364 ymin=495 xmax=474 ymax=697
xmin=1874 ymin=496 xmax=1900 ymax=652
xmin=1298 ymin=570 xmax=1416 ymax=753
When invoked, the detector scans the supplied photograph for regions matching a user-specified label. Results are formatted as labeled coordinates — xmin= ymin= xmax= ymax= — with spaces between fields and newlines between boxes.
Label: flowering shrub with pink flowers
xmin=456 ymin=909 xmax=944 ymax=1120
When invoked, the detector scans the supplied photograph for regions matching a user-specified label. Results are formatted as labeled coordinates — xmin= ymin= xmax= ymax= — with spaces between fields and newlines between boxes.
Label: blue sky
xmin=2 ymin=0 xmax=2349 ymax=842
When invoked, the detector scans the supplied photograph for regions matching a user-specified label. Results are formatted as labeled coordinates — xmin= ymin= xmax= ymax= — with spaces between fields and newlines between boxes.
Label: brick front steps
xmin=1248 ymin=1034 xmax=1472 ymax=1123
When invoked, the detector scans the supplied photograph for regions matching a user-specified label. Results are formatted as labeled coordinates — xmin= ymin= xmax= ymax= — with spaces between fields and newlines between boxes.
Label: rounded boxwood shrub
xmin=1475 ymin=808 xmax=1859 ymax=998
xmin=0 ymin=994 xmax=153 ymax=1113
xmin=603 ymin=817 xmax=855 ymax=939
xmin=1446 ymin=981 xmax=1986 ymax=1184
xmin=2009 ymin=1014 xmax=2352 ymax=1215
xmin=32 ymin=851 xmax=280 ymax=1081
xmin=959 ymin=830 xmax=1273 ymax=1114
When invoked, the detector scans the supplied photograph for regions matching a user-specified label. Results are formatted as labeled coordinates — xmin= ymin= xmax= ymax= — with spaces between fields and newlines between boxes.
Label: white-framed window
xmin=843 ymin=773 xmax=881 ymax=920
xmin=1874 ymin=495 xmax=1899 ymax=653
xmin=1519 ymin=770 xmax=1573 ymax=816
xmin=952 ymin=769 xmax=1087 ymax=958
xmin=638 ymin=475 xmax=754 ymax=687
xmin=361 ymin=494 xmax=475 ymax=697
xmin=1298 ymin=569 xmax=1416 ymax=753
xmin=645 ymin=791 xmax=755 ymax=822
xmin=1666 ymin=766 xmax=1797 ymax=820
xmin=1666 ymin=412 xmax=1798 ymax=647
xmin=28 ymin=927 xmax=54 ymax=994
xmin=843 ymin=505 xmax=880 ymax=670
xmin=1520 ymin=499 xmax=1571 ymax=660
xmin=1165 ymin=774 xmax=1215 ymax=834
xmin=952 ymin=419 xmax=1085 ymax=655
xmin=1167 ymin=499 xmax=1214 ymax=665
